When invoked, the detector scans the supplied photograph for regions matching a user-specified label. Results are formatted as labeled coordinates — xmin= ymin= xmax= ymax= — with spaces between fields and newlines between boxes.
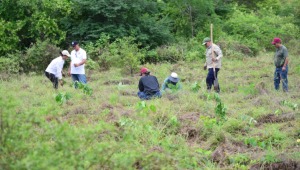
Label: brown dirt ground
xmin=250 ymin=161 xmax=300 ymax=170
xmin=211 ymin=139 xmax=248 ymax=165
xmin=103 ymin=78 xmax=133 ymax=85
xmin=257 ymin=113 xmax=295 ymax=124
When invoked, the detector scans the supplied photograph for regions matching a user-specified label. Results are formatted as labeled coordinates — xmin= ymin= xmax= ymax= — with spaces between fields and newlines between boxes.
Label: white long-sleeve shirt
xmin=45 ymin=56 xmax=65 ymax=79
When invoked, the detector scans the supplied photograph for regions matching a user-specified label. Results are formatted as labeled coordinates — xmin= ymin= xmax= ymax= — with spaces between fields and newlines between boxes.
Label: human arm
xmin=161 ymin=78 xmax=168 ymax=91
xmin=138 ymin=79 xmax=144 ymax=92
xmin=212 ymin=44 xmax=223 ymax=61
xmin=74 ymin=50 xmax=87 ymax=67
xmin=282 ymin=48 xmax=289 ymax=71
xmin=74 ymin=59 xmax=86 ymax=67
xmin=56 ymin=61 xmax=64 ymax=86
xmin=68 ymin=62 xmax=71 ymax=76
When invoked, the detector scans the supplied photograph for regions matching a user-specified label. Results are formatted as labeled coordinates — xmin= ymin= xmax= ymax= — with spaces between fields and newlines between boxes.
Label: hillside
xmin=1 ymin=52 xmax=299 ymax=169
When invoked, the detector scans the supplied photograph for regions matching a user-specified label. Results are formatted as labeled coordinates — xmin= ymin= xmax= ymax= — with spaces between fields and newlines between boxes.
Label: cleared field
xmin=1 ymin=53 xmax=299 ymax=169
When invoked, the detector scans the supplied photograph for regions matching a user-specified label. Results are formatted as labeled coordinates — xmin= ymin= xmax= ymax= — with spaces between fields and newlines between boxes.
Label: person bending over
xmin=138 ymin=67 xmax=162 ymax=100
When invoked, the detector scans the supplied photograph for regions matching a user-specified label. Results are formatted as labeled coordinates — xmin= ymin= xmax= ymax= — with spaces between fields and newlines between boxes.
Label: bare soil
xmin=257 ymin=113 xmax=295 ymax=124
xmin=250 ymin=161 xmax=300 ymax=170
xmin=211 ymin=139 xmax=248 ymax=165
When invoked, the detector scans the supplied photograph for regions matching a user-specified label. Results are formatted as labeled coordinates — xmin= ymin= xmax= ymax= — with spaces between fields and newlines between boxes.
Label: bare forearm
xmin=78 ymin=59 xmax=86 ymax=66
xmin=283 ymin=57 xmax=289 ymax=67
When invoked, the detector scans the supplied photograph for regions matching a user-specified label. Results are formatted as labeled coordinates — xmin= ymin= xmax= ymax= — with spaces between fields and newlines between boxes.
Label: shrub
xmin=223 ymin=9 xmax=300 ymax=55
xmin=86 ymin=35 xmax=144 ymax=74
xmin=156 ymin=45 xmax=183 ymax=63
xmin=23 ymin=39 xmax=61 ymax=72
xmin=0 ymin=55 xmax=21 ymax=74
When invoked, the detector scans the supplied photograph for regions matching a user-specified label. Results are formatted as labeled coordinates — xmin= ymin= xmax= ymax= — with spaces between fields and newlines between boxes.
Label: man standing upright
xmin=203 ymin=37 xmax=223 ymax=92
xmin=272 ymin=37 xmax=289 ymax=92
xmin=69 ymin=41 xmax=87 ymax=87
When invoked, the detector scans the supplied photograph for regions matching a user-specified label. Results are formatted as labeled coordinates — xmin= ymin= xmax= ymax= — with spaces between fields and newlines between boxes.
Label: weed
xmin=280 ymin=100 xmax=298 ymax=110
xmin=229 ymin=153 xmax=250 ymax=165
xmin=55 ymin=92 xmax=71 ymax=105
xmin=74 ymin=81 xmax=93 ymax=96
xmin=214 ymin=93 xmax=226 ymax=123
xmin=191 ymin=82 xmax=201 ymax=92
xmin=238 ymin=83 xmax=258 ymax=95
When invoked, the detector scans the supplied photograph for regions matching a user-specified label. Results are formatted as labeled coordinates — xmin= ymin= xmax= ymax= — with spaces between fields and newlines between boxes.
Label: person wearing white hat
xmin=161 ymin=72 xmax=182 ymax=92
xmin=45 ymin=50 xmax=71 ymax=89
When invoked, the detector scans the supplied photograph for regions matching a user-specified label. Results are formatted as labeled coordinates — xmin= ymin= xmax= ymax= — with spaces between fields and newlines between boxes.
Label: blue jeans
xmin=206 ymin=68 xmax=220 ymax=91
xmin=138 ymin=91 xmax=162 ymax=100
xmin=71 ymin=74 xmax=87 ymax=88
xmin=274 ymin=66 xmax=288 ymax=92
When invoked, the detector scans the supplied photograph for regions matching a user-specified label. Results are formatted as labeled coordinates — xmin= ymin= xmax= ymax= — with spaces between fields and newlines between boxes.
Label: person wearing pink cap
xmin=137 ymin=67 xmax=161 ymax=100
xmin=272 ymin=37 xmax=289 ymax=92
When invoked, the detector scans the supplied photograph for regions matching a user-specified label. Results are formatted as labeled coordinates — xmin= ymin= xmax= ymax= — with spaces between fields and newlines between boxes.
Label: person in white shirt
xmin=45 ymin=50 xmax=71 ymax=89
xmin=68 ymin=41 xmax=87 ymax=88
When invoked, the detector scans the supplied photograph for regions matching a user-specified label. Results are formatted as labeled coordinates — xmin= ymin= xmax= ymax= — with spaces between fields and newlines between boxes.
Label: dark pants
xmin=45 ymin=71 xmax=58 ymax=89
xmin=274 ymin=66 xmax=288 ymax=92
xmin=206 ymin=68 xmax=220 ymax=92
xmin=138 ymin=91 xmax=162 ymax=100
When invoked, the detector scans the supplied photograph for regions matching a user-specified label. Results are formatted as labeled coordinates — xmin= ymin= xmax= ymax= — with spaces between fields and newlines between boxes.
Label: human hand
xmin=74 ymin=63 xmax=79 ymax=67
xmin=212 ymin=57 xmax=217 ymax=62
xmin=204 ymin=65 xmax=207 ymax=70
xmin=282 ymin=66 xmax=286 ymax=71
xmin=59 ymin=80 xmax=64 ymax=86
xmin=68 ymin=70 xmax=71 ymax=76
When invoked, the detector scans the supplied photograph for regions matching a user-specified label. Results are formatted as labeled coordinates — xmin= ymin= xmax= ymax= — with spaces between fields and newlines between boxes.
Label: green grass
xmin=0 ymin=53 xmax=299 ymax=169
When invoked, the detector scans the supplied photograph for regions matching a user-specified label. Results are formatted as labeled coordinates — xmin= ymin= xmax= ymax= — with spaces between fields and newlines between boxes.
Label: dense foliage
xmin=0 ymin=0 xmax=299 ymax=73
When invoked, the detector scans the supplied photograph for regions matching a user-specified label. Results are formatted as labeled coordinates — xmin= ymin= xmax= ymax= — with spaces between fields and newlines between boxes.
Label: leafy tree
xmin=0 ymin=0 xmax=71 ymax=54
xmin=64 ymin=0 xmax=172 ymax=48
xmin=163 ymin=0 xmax=214 ymax=38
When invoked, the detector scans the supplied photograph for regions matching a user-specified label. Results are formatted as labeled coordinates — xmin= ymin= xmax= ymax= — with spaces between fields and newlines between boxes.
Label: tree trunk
xmin=188 ymin=5 xmax=194 ymax=38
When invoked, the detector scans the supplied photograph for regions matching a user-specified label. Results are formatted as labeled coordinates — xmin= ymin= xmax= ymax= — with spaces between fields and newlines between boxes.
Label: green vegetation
xmin=1 ymin=0 xmax=300 ymax=169
xmin=1 ymin=53 xmax=299 ymax=169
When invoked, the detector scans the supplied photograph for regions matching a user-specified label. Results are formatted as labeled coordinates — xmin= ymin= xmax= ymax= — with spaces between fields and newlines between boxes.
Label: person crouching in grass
xmin=161 ymin=72 xmax=182 ymax=92
xmin=45 ymin=50 xmax=71 ymax=89
xmin=138 ymin=67 xmax=162 ymax=100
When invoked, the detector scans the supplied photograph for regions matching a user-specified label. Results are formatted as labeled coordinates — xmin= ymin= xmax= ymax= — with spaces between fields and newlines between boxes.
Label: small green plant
xmin=74 ymin=81 xmax=93 ymax=96
xmin=55 ymin=92 xmax=71 ymax=105
xmin=244 ymin=137 xmax=270 ymax=149
xmin=167 ymin=83 xmax=181 ymax=93
xmin=196 ymin=148 xmax=212 ymax=157
xmin=214 ymin=93 xmax=226 ymax=123
xmin=261 ymin=152 xmax=278 ymax=163
xmin=280 ymin=100 xmax=298 ymax=110
xmin=136 ymin=101 xmax=157 ymax=114
xmin=191 ymin=82 xmax=201 ymax=92
xmin=229 ymin=153 xmax=250 ymax=165
xmin=238 ymin=83 xmax=258 ymax=95
xmin=200 ymin=116 xmax=217 ymax=129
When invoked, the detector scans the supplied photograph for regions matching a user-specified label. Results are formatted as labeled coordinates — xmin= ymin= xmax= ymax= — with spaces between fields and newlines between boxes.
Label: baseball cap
xmin=272 ymin=38 xmax=281 ymax=45
xmin=202 ymin=37 xmax=211 ymax=45
xmin=169 ymin=72 xmax=179 ymax=83
xmin=71 ymin=41 xmax=79 ymax=47
xmin=140 ymin=67 xmax=149 ymax=75
xmin=61 ymin=50 xmax=71 ymax=57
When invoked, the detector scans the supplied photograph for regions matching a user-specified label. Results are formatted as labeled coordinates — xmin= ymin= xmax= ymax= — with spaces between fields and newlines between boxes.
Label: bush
xmin=86 ymin=35 xmax=144 ymax=74
xmin=223 ymin=9 xmax=300 ymax=56
xmin=23 ymin=39 xmax=61 ymax=72
xmin=0 ymin=52 xmax=23 ymax=74
xmin=156 ymin=45 xmax=183 ymax=63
